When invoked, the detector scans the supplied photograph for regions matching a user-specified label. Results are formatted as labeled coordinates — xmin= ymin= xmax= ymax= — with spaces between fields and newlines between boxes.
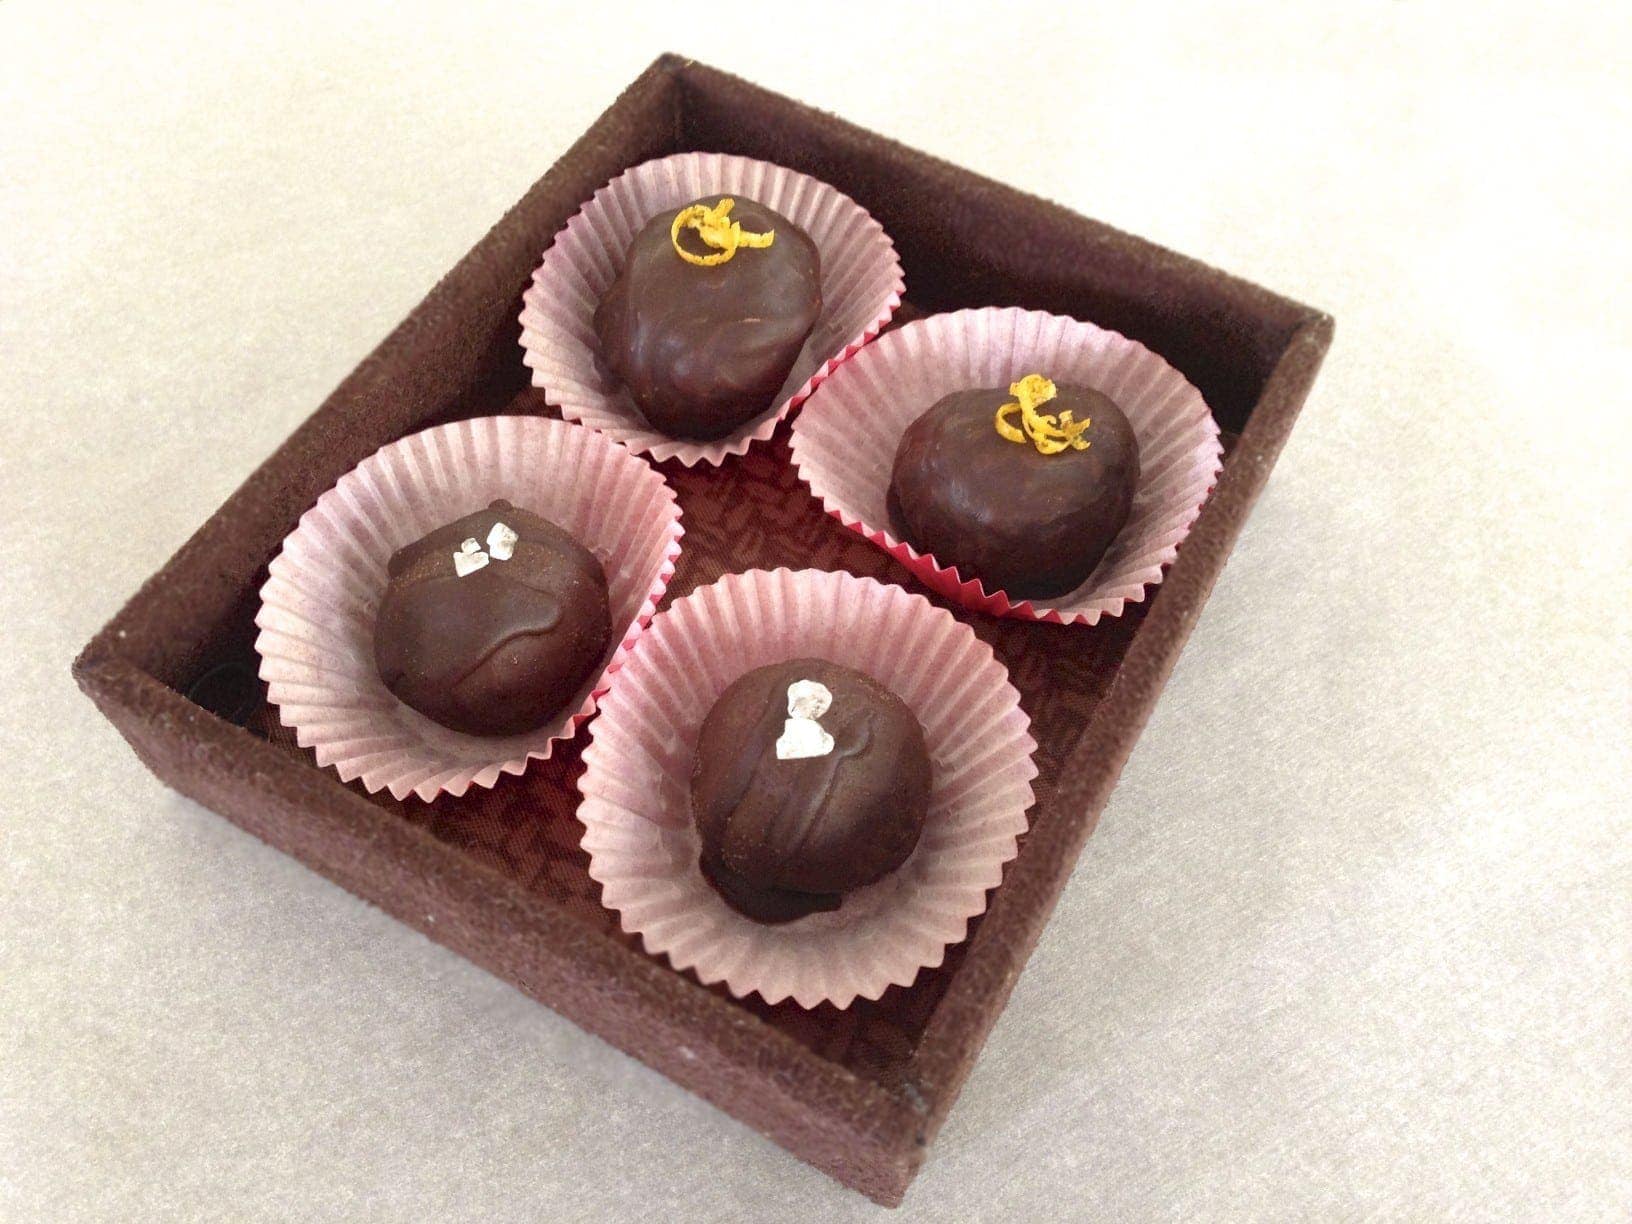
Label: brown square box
xmin=73 ymin=55 xmax=1332 ymax=1206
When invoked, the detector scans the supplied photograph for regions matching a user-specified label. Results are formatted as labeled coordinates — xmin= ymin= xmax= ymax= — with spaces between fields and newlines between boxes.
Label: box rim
xmin=73 ymin=647 xmax=932 ymax=1187
xmin=670 ymin=55 xmax=1327 ymax=345
xmin=903 ymin=312 xmax=1333 ymax=1143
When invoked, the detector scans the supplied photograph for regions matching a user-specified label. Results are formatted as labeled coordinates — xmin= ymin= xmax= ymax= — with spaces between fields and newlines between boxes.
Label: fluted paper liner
xmin=254 ymin=417 xmax=683 ymax=802
xmin=577 ymin=568 xmax=1037 ymax=1009
xmin=519 ymin=152 xmax=904 ymax=467
xmin=790 ymin=307 xmax=1225 ymax=624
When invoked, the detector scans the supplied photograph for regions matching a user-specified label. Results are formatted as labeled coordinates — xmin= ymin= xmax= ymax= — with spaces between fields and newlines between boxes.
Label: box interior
xmin=99 ymin=58 xmax=1311 ymax=1128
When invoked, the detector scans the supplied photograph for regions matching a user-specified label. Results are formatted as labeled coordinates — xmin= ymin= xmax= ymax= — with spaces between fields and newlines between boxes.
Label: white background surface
xmin=4 ymin=3 xmax=1629 ymax=1219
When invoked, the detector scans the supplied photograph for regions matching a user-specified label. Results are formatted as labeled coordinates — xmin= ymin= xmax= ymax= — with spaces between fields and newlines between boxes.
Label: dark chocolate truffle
xmin=690 ymin=658 xmax=932 ymax=924
xmin=373 ymin=500 xmax=612 ymax=737
xmin=887 ymin=381 xmax=1140 ymax=599
xmin=593 ymin=195 xmax=822 ymax=441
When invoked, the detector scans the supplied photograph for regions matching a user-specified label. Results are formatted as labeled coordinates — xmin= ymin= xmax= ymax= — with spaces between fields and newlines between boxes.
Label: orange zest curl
xmin=670 ymin=198 xmax=776 ymax=266
xmin=993 ymin=374 xmax=1092 ymax=455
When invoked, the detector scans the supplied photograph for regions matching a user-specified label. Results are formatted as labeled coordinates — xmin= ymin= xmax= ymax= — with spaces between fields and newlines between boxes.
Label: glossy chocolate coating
xmin=690 ymin=658 xmax=932 ymax=924
xmin=373 ymin=500 xmax=611 ymax=737
xmin=593 ymin=195 xmax=822 ymax=441
xmin=887 ymin=384 xmax=1141 ymax=599
xmin=696 ymin=854 xmax=843 ymax=924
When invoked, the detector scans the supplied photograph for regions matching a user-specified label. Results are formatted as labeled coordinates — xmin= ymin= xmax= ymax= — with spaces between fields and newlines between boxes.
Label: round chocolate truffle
xmin=690 ymin=658 xmax=932 ymax=924
xmin=373 ymin=500 xmax=612 ymax=737
xmin=887 ymin=381 xmax=1140 ymax=599
xmin=593 ymin=195 xmax=822 ymax=441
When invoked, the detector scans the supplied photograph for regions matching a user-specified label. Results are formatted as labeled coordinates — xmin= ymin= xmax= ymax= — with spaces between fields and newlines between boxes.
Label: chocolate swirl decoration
xmin=592 ymin=195 xmax=822 ymax=441
xmin=690 ymin=658 xmax=932 ymax=924
xmin=887 ymin=382 xmax=1141 ymax=599
xmin=373 ymin=500 xmax=611 ymax=737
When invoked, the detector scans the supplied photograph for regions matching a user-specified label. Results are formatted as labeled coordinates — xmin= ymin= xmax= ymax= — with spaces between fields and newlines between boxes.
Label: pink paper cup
xmin=254 ymin=416 xmax=683 ymax=802
xmin=577 ymin=568 xmax=1037 ymax=1010
xmin=789 ymin=307 xmax=1225 ymax=624
xmin=519 ymin=152 xmax=904 ymax=467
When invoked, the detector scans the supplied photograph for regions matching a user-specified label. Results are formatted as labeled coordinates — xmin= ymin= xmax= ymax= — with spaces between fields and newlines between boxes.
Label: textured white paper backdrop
xmin=3 ymin=3 xmax=1628 ymax=1220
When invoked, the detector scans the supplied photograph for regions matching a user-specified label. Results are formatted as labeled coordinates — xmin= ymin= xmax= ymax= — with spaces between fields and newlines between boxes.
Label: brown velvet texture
xmin=73 ymin=55 xmax=1332 ymax=1206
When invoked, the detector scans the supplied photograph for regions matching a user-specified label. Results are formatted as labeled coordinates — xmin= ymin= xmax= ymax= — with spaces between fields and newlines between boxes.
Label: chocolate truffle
xmin=690 ymin=658 xmax=932 ymax=924
xmin=887 ymin=377 xmax=1141 ymax=599
xmin=373 ymin=500 xmax=611 ymax=737
xmin=593 ymin=195 xmax=822 ymax=441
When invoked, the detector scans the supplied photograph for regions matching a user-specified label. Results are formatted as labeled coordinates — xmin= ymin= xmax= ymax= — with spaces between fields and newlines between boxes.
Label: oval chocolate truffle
xmin=690 ymin=658 xmax=932 ymax=924
xmin=593 ymin=195 xmax=822 ymax=441
xmin=887 ymin=381 xmax=1140 ymax=600
xmin=373 ymin=500 xmax=612 ymax=737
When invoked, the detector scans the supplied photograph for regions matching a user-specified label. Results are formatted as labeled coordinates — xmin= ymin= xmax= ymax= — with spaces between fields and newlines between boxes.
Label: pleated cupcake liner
xmin=520 ymin=151 xmax=904 ymax=467
xmin=254 ymin=416 xmax=683 ymax=802
xmin=789 ymin=307 xmax=1224 ymax=624
xmin=577 ymin=568 xmax=1037 ymax=1010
